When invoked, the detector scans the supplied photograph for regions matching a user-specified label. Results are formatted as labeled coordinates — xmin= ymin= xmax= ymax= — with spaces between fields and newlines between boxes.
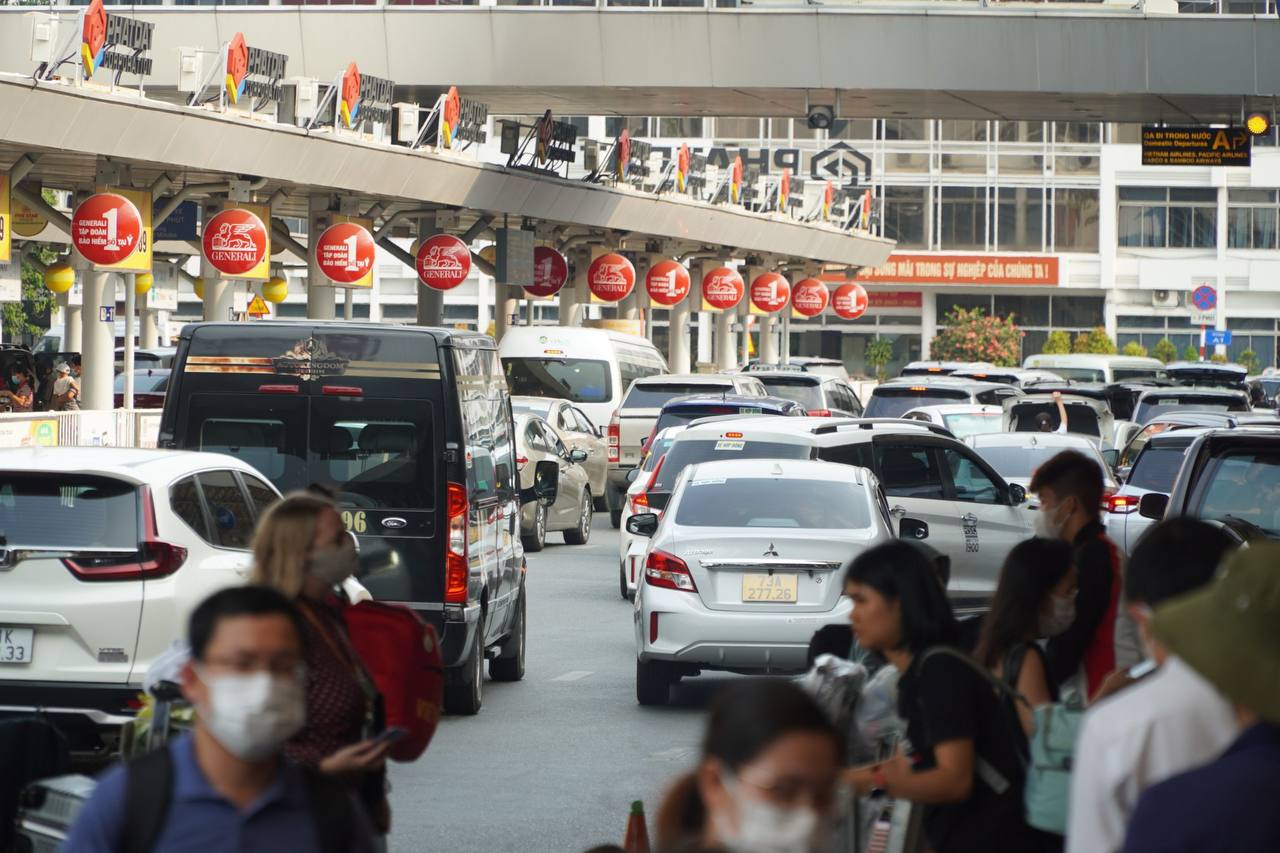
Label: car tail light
xmin=445 ymin=482 xmax=468 ymax=603
xmin=1106 ymin=494 xmax=1139 ymax=514
xmin=63 ymin=486 xmax=187 ymax=581
xmin=516 ymin=455 xmax=529 ymax=472
xmin=808 ymin=409 xmax=833 ymax=417
xmin=630 ymin=455 xmax=666 ymax=516
xmin=607 ymin=411 xmax=620 ymax=463
xmin=649 ymin=612 xmax=659 ymax=643
xmin=630 ymin=492 xmax=649 ymax=513
xmin=644 ymin=549 xmax=697 ymax=592
xmin=321 ymin=385 xmax=363 ymax=397
xmin=257 ymin=384 xmax=300 ymax=394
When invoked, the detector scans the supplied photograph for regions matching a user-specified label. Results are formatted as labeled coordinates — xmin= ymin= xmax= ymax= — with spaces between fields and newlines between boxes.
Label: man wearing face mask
xmin=1065 ymin=519 xmax=1237 ymax=853
xmin=1028 ymin=450 xmax=1122 ymax=701
xmin=62 ymin=586 xmax=377 ymax=853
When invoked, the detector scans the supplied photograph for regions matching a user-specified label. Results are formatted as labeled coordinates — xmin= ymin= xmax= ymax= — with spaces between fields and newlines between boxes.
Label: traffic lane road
xmin=387 ymin=513 xmax=743 ymax=853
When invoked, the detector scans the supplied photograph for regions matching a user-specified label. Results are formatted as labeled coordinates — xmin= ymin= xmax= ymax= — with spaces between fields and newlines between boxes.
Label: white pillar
xmin=201 ymin=201 xmax=234 ymax=322
xmin=668 ymin=259 xmax=692 ymax=373
xmin=416 ymin=221 xmax=444 ymax=327
xmin=921 ymin=289 xmax=936 ymax=361
xmin=494 ymin=278 xmax=516 ymax=343
xmin=64 ymin=294 xmax=83 ymax=353
xmin=344 ymin=287 xmax=354 ymax=320
xmin=558 ymin=252 xmax=580 ymax=327
xmin=620 ymin=257 xmax=643 ymax=322
xmin=694 ymin=261 xmax=713 ymax=367
xmin=79 ymin=268 xmax=114 ymax=411
xmin=1215 ymin=181 xmax=1228 ymax=358
xmin=476 ymin=273 xmax=491 ymax=334
xmin=781 ymin=311 xmax=792 ymax=364
xmin=123 ymin=274 xmax=136 ymax=409
xmin=760 ymin=314 xmax=778 ymax=364
xmin=307 ymin=201 xmax=337 ymax=320
xmin=139 ymin=289 xmax=158 ymax=349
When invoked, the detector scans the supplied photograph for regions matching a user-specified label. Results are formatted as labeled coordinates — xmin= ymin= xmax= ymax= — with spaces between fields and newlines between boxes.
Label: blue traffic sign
xmin=1205 ymin=329 xmax=1232 ymax=346
xmin=1192 ymin=284 xmax=1217 ymax=311
xmin=98 ymin=306 xmax=114 ymax=323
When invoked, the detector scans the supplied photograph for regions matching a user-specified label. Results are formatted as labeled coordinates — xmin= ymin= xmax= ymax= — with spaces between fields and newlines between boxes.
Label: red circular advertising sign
xmin=750 ymin=272 xmax=791 ymax=314
xmin=526 ymin=246 xmax=568 ymax=298
xmin=416 ymin=234 xmax=471 ymax=291
xmin=315 ymin=222 xmax=375 ymax=284
xmin=792 ymin=278 xmax=830 ymax=318
xmin=71 ymin=193 xmax=143 ymax=267
xmin=702 ymin=266 xmax=744 ymax=311
xmin=646 ymin=260 xmax=691 ymax=307
xmin=587 ymin=253 xmax=635 ymax=302
xmin=201 ymin=207 xmax=269 ymax=277
xmin=832 ymin=282 xmax=869 ymax=320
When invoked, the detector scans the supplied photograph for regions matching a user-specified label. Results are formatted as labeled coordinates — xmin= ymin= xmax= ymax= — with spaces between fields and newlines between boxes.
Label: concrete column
xmin=123 ymin=274 xmax=136 ymax=408
xmin=921 ymin=289 xmax=937 ymax=361
xmin=760 ymin=314 xmax=778 ymax=364
xmin=668 ymin=264 xmax=692 ymax=374
xmin=79 ymin=268 xmax=114 ymax=410
xmin=781 ymin=311 xmax=792 ymax=364
xmin=64 ymin=293 xmax=83 ymax=353
xmin=1214 ymin=182 xmax=1228 ymax=358
xmin=741 ymin=266 xmax=762 ymax=366
xmin=693 ymin=261 xmax=712 ymax=367
xmin=201 ymin=201 xmax=234 ymax=322
xmin=416 ymin=222 xmax=444 ymax=327
xmin=620 ymin=257 xmax=643 ymax=322
xmin=307 ymin=200 xmax=337 ymax=320
xmin=558 ymin=252 xmax=580 ymax=327
xmin=494 ymin=278 xmax=517 ymax=342
xmin=714 ymin=309 xmax=736 ymax=371
xmin=139 ymin=289 xmax=158 ymax=349
xmin=476 ymin=273 xmax=491 ymax=334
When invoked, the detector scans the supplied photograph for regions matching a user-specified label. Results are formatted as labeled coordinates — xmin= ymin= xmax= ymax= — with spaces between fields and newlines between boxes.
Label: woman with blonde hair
xmin=251 ymin=491 xmax=391 ymax=839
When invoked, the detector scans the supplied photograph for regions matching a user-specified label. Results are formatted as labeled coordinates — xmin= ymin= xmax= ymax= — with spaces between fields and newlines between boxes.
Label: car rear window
xmin=1135 ymin=396 xmax=1247 ymax=424
xmin=0 ymin=474 xmax=138 ymax=550
xmin=115 ymin=372 xmax=170 ymax=393
xmin=1113 ymin=368 xmax=1163 ymax=382
xmin=502 ymin=358 xmax=611 ymax=404
xmin=941 ymin=412 xmax=1003 ymax=439
xmin=654 ymin=404 xmax=776 ymax=433
xmin=650 ymin=440 xmax=811 ymax=494
xmin=623 ymin=383 xmax=731 ymax=409
xmin=674 ymin=478 xmax=870 ymax=529
xmin=1010 ymin=404 xmax=1101 ymax=436
xmin=756 ymin=379 xmax=824 ymax=410
xmin=975 ymin=445 xmax=1102 ymax=480
xmin=1127 ymin=445 xmax=1190 ymax=492
xmin=864 ymin=388 xmax=970 ymax=418
xmin=1048 ymin=368 xmax=1107 ymax=382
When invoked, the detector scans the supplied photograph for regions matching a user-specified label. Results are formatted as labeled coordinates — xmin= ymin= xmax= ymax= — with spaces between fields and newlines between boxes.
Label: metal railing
xmin=0 ymin=410 xmax=162 ymax=450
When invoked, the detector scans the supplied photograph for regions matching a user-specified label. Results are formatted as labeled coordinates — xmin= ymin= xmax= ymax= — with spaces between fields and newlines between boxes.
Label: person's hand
xmin=1091 ymin=668 xmax=1135 ymax=703
xmin=319 ymin=738 xmax=391 ymax=776
xmin=1052 ymin=391 xmax=1062 ymax=400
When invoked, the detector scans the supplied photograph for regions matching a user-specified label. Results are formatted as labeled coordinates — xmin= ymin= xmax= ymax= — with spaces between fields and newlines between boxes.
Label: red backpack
xmin=342 ymin=601 xmax=443 ymax=763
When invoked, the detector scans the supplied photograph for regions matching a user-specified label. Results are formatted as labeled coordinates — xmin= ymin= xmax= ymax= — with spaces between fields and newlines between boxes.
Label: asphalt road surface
xmin=388 ymin=513 xmax=741 ymax=853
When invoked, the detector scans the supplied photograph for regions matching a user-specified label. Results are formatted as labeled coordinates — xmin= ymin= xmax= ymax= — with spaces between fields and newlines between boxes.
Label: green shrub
xmin=1182 ymin=344 xmax=1200 ymax=361
xmin=1122 ymin=341 xmax=1148 ymax=357
xmin=1152 ymin=338 xmax=1178 ymax=364
xmin=1042 ymin=330 xmax=1072 ymax=355
xmin=865 ymin=338 xmax=894 ymax=380
xmin=1073 ymin=327 xmax=1117 ymax=355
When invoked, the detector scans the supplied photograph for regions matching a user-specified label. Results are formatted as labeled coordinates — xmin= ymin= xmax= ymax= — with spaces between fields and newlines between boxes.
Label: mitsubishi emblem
xmin=763 ymin=542 xmax=779 ymax=557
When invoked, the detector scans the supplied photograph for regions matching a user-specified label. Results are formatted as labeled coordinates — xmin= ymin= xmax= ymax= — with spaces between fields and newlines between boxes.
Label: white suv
xmin=0 ymin=448 xmax=286 ymax=754
xmin=653 ymin=417 xmax=1035 ymax=602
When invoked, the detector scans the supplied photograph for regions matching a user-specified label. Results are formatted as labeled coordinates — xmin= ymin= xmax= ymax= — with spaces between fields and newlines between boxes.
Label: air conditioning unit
xmin=1152 ymin=290 xmax=1181 ymax=308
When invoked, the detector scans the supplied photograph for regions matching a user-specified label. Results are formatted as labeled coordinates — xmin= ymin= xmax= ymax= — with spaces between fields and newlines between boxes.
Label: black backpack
xmin=118 ymin=747 xmax=357 ymax=853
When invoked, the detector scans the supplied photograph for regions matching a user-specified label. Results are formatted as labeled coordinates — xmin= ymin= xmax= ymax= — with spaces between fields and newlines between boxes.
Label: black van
xmin=159 ymin=321 xmax=555 ymax=714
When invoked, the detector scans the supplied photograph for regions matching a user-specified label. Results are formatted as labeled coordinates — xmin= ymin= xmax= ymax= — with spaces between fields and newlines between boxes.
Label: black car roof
xmin=180 ymin=320 xmax=491 ymax=346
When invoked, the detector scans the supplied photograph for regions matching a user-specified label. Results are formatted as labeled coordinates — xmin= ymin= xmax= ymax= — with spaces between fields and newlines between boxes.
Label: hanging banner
xmin=701 ymin=266 xmax=744 ymax=312
xmin=587 ymin=253 xmax=635 ymax=303
xmin=315 ymin=219 xmax=375 ymax=287
xmin=831 ymin=282 xmax=869 ymax=320
xmin=646 ymin=260 xmax=691 ymax=307
xmin=0 ymin=175 xmax=9 ymax=263
xmin=416 ymin=233 xmax=471 ymax=291
xmin=525 ymin=246 xmax=568 ymax=299
xmin=71 ymin=191 xmax=144 ymax=269
xmin=792 ymin=278 xmax=829 ymax=318
xmin=777 ymin=170 xmax=790 ymax=215
xmin=201 ymin=204 xmax=270 ymax=280
xmin=749 ymin=272 xmax=790 ymax=315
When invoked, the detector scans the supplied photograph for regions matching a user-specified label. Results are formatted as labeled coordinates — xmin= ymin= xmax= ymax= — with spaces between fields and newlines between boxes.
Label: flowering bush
xmin=930 ymin=307 xmax=1023 ymax=366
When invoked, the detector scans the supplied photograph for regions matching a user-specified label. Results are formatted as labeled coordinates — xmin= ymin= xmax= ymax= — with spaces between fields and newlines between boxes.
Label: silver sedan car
xmin=515 ymin=413 xmax=593 ymax=552
xmin=629 ymin=458 xmax=896 ymax=706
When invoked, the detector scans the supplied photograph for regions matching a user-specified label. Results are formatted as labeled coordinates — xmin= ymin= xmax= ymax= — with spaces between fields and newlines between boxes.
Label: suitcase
xmin=14 ymin=774 xmax=97 ymax=853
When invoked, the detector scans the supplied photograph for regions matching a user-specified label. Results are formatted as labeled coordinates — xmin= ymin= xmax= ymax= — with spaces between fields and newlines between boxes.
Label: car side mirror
xmin=1138 ymin=492 xmax=1169 ymax=521
xmin=1008 ymin=483 xmax=1027 ymax=506
xmin=639 ymin=437 xmax=649 ymax=451
xmin=1101 ymin=449 xmax=1119 ymax=468
xmin=1116 ymin=465 xmax=1131 ymax=484
xmin=569 ymin=448 xmax=588 ymax=464
xmin=626 ymin=512 xmax=660 ymax=537
xmin=899 ymin=517 xmax=929 ymax=541
xmin=520 ymin=459 xmax=559 ymax=507
xmin=625 ymin=467 xmax=641 ymax=484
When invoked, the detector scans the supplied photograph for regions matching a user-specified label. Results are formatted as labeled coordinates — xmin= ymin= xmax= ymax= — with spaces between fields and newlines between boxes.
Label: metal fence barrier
xmin=0 ymin=410 xmax=162 ymax=450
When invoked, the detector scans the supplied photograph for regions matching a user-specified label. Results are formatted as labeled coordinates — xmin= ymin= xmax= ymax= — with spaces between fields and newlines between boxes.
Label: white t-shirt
xmin=1066 ymin=656 xmax=1239 ymax=853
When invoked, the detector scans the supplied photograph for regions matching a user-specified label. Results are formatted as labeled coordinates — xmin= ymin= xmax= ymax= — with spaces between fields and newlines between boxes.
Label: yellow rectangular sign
xmin=0 ymin=176 xmax=10 ymax=263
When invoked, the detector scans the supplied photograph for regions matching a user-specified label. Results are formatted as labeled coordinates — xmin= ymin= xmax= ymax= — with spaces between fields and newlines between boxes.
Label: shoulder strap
xmin=917 ymin=646 xmax=1030 ymax=710
xmin=302 ymin=767 xmax=356 ymax=853
xmin=120 ymin=747 xmax=174 ymax=853
xmin=1002 ymin=643 xmax=1030 ymax=691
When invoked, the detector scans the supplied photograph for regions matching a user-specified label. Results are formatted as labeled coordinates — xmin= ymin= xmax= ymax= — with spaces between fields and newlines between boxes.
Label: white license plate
xmin=741 ymin=573 xmax=798 ymax=603
xmin=0 ymin=627 xmax=33 ymax=664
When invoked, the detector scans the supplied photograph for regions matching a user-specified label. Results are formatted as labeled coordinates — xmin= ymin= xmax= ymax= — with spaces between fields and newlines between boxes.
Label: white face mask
xmin=309 ymin=546 xmax=359 ymax=587
xmin=195 ymin=668 xmax=306 ymax=761
xmin=1033 ymin=502 xmax=1069 ymax=540
xmin=713 ymin=771 xmax=830 ymax=853
xmin=1040 ymin=592 xmax=1076 ymax=637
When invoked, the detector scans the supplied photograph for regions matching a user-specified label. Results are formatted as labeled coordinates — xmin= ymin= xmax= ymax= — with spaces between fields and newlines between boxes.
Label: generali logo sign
xmin=587 ymin=253 xmax=635 ymax=302
xmin=701 ymin=266 xmax=744 ymax=312
xmin=201 ymin=205 xmax=270 ymax=280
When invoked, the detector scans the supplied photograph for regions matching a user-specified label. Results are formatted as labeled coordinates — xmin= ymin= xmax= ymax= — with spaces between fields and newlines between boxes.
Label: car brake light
xmin=608 ymin=411 xmax=620 ymax=464
xmin=63 ymin=486 xmax=187 ymax=581
xmin=321 ymin=385 xmax=363 ymax=397
xmin=807 ymin=409 xmax=833 ymax=417
xmin=257 ymin=384 xmax=300 ymax=394
xmin=723 ymin=432 xmax=743 ymax=439
xmin=1106 ymin=494 xmax=1138 ymax=514
xmin=630 ymin=493 xmax=649 ymax=512
xmin=644 ymin=549 xmax=697 ymax=592
xmin=910 ymin=386 xmax=928 ymax=392
xmin=445 ymin=482 xmax=468 ymax=603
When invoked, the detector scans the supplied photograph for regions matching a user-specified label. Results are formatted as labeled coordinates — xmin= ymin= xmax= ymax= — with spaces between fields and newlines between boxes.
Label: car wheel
xmin=593 ymin=494 xmax=608 ymax=513
xmin=563 ymin=489 xmax=591 ymax=545
xmin=610 ymin=508 xmax=622 ymax=529
xmin=636 ymin=658 xmax=672 ymax=706
xmin=443 ymin=622 xmax=485 ymax=715
xmin=522 ymin=504 xmax=546 ymax=553
xmin=490 ymin=588 xmax=526 ymax=682
xmin=619 ymin=560 xmax=629 ymax=600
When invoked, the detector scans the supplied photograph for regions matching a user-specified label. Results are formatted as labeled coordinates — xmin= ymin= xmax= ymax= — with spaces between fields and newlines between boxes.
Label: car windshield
xmin=114 ymin=372 xmax=170 ymax=393
xmin=1043 ymin=367 xmax=1106 ymax=382
xmin=1113 ymin=368 xmax=1164 ymax=382
xmin=1194 ymin=451 xmax=1280 ymax=535
xmin=975 ymin=444 xmax=1104 ymax=480
xmin=674 ymin=477 xmax=870 ymax=528
xmin=654 ymin=404 xmax=778 ymax=433
xmin=1135 ymin=396 xmax=1245 ymax=424
xmin=1127 ymin=445 xmax=1190 ymax=492
xmin=942 ymin=412 xmax=1003 ymax=439
xmin=502 ymin=357 xmax=611 ymax=404
xmin=864 ymin=388 xmax=970 ymax=418
xmin=1010 ymin=404 xmax=1102 ymax=436
xmin=623 ymin=383 xmax=731 ymax=409
xmin=756 ymin=379 xmax=823 ymax=410
xmin=0 ymin=474 xmax=138 ymax=550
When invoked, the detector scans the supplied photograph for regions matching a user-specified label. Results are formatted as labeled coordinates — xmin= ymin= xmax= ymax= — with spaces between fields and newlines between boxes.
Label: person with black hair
xmin=62 ymin=586 xmax=377 ymax=853
xmin=1066 ymin=519 xmax=1238 ymax=853
xmin=1029 ymin=449 xmax=1122 ymax=700
xmin=654 ymin=679 xmax=843 ymax=853
xmin=842 ymin=542 xmax=1033 ymax=853
xmin=975 ymin=538 xmax=1077 ymax=736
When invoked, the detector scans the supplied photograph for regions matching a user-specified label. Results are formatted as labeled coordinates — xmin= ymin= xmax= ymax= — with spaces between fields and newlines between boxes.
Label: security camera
xmin=807 ymin=106 xmax=835 ymax=130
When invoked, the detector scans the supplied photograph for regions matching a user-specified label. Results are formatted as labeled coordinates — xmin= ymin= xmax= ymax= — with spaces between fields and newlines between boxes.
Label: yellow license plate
xmin=741 ymin=573 xmax=798 ymax=603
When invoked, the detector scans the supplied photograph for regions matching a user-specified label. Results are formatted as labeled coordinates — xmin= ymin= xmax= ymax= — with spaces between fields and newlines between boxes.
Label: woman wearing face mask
xmin=654 ymin=679 xmax=843 ymax=853
xmin=844 ymin=542 xmax=1035 ymax=853
xmin=0 ymin=369 xmax=33 ymax=412
xmin=250 ymin=492 xmax=392 ymax=840
xmin=974 ymin=538 xmax=1078 ymax=737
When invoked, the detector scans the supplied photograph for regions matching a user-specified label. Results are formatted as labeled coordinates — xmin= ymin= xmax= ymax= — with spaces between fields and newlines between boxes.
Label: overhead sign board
xmin=535 ymin=110 xmax=577 ymax=165
xmin=416 ymin=234 xmax=471 ymax=291
xmin=646 ymin=260 xmax=691 ymax=307
xmin=80 ymin=0 xmax=154 ymax=82
xmin=791 ymin=278 xmax=829 ymax=318
xmin=1142 ymin=126 xmax=1251 ymax=167
xmin=1205 ymin=329 xmax=1232 ymax=347
xmin=439 ymin=86 xmax=488 ymax=149
xmin=202 ymin=205 xmax=270 ymax=280
xmin=831 ymin=283 xmax=869 ymax=320
xmin=338 ymin=63 xmax=395 ymax=131
xmin=587 ymin=253 xmax=635 ymax=303
xmin=72 ymin=192 xmax=143 ymax=268
xmin=154 ymin=200 xmax=199 ymax=242
xmin=701 ymin=266 xmax=744 ymax=312
xmin=855 ymin=254 xmax=1059 ymax=287
xmin=749 ymin=272 xmax=790 ymax=315
xmin=224 ymin=32 xmax=288 ymax=106
xmin=526 ymin=246 xmax=567 ymax=299
xmin=315 ymin=219 xmax=374 ymax=287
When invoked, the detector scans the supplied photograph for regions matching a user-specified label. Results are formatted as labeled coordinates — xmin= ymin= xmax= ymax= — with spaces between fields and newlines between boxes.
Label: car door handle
xmin=962 ymin=513 xmax=978 ymax=526
xmin=890 ymin=505 xmax=907 ymax=518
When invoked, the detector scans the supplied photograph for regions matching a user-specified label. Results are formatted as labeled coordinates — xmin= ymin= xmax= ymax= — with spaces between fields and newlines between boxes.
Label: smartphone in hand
xmin=372 ymin=727 xmax=408 ymax=745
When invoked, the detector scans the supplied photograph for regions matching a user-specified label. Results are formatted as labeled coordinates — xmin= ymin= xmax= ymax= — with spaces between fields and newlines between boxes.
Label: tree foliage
xmin=865 ymin=338 xmax=894 ymax=380
xmin=1152 ymin=338 xmax=1178 ymax=364
xmin=1042 ymin=330 xmax=1072 ymax=355
xmin=1073 ymin=327 xmax=1117 ymax=355
xmin=1239 ymin=349 xmax=1260 ymax=374
xmin=4 ymin=244 xmax=60 ymax=345
xmin=1122 ymin=341 xmax=1148 ymax=357
xmin=1182 ymin=344 xmax=1201 ymax=361
xmin=929 ymin=307 xmax=1022 ymax=367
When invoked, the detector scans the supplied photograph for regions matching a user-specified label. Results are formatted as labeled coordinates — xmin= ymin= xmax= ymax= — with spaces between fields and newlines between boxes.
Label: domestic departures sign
xmin=1142 ymin=126 xmax=1251 ymax=167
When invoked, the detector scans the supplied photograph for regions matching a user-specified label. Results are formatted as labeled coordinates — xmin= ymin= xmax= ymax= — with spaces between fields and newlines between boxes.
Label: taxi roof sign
xmin=247 ymin=294 xmax=271 ymax=317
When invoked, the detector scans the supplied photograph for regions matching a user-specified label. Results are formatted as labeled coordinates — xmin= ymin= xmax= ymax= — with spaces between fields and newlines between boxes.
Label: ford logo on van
xmin=382 ymin=517 xmax=408 ymax=530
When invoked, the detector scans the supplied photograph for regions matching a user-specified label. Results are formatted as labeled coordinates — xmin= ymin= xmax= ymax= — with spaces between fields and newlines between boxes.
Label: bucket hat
xmin=1153 ymin=542 xmax=1280 ymax=723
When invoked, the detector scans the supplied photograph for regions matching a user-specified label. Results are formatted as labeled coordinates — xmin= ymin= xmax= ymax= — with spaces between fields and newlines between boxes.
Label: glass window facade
xmin=938 ymin=186 xmax=987 ymax=250
xmin=882 ymin=186 xmax=928 ymax=249
xmin=1228 ymin=189 xmax=1280 ymax=249
xmin=1054 ymin=188 xmax=1100 ymax=251
xmin=996 ymin=187 xmax=1045 ymax=252
xmin=1118 ymin=187 xmax=1216 ymax=249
